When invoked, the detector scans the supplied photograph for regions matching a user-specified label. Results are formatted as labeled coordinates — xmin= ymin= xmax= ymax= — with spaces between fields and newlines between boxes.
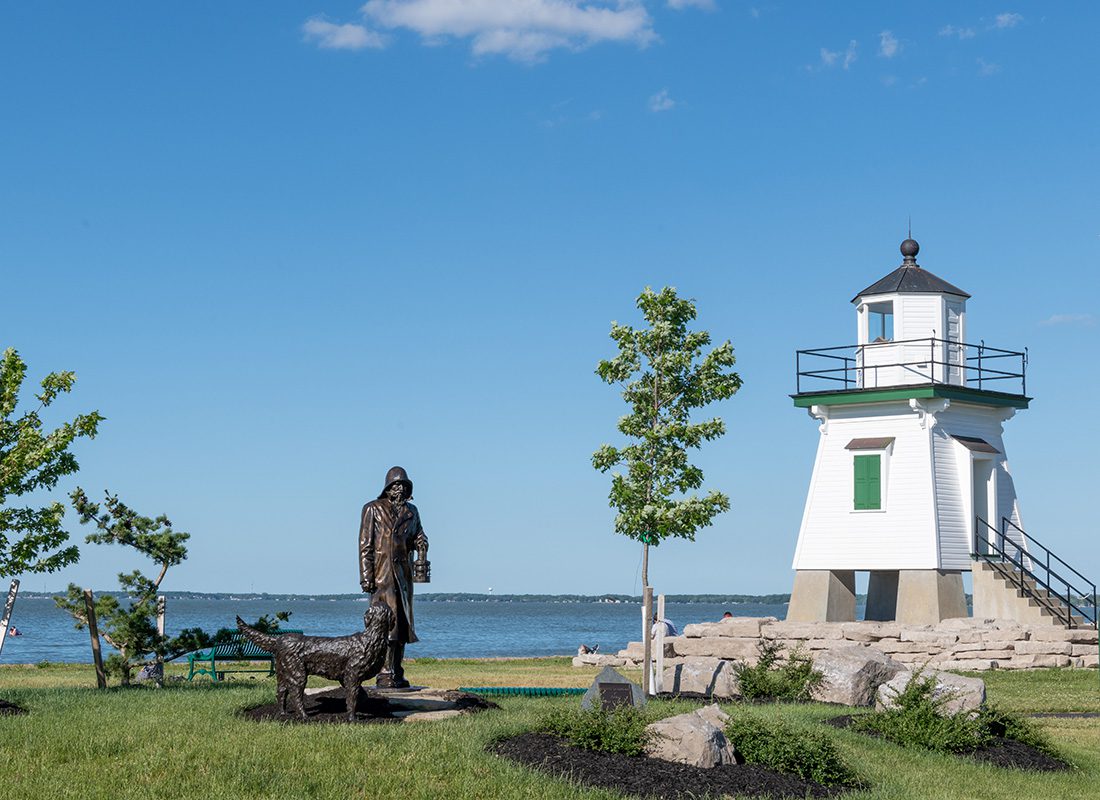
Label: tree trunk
xmin=641 ymin=542 xmax=650 ymax=588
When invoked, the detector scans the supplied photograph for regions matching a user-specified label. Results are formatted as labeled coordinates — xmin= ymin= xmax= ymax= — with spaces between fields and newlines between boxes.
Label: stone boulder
xmin=644 ymin=705 xmax=737 ymax=768
xmin=876 ymin=670 xmax=986 ymax=716
xmin=810 ymin=645 xmax=906 ymax=707
xmin=661 ymin=658 xmax=741 ymax=699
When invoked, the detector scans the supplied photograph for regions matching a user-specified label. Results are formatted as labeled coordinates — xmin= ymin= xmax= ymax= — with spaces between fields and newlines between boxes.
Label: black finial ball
xmin=900 ymin=238 xmax=920 ymax=258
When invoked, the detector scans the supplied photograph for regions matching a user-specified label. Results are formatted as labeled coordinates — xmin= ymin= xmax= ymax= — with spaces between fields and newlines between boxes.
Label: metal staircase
xmin=973 ymin=518 xmax=1097 ymax=629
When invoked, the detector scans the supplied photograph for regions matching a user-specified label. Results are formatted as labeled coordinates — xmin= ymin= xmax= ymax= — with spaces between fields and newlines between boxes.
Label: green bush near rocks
xmin=725 ymin=713 xmax=862 ymax=786
xmin=734 ymin=639 xmax=824 ymax=702
xmin=538 ymin=704 xmax=653 ymax=756
xmin=853 ymin=671 xmax=1058 ymax=758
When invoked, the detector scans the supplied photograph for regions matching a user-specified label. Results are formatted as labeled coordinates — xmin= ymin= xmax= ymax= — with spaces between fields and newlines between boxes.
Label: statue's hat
xmin=379 ymin=466 xmax=413 ymax=499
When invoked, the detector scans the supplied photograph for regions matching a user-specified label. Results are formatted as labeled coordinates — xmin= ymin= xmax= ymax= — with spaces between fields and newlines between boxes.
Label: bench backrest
xmin=211 ymin=630 xmax=303 ymax=659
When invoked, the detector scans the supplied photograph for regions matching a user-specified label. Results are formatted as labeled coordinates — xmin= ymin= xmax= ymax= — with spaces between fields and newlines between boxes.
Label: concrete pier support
xmin=895 ymin=569 xmax=968 ymax=625
xmin=865 ymin=570 xmax=900 ymax=621
xmin=786 ymin=570 xmax=856 ymax=622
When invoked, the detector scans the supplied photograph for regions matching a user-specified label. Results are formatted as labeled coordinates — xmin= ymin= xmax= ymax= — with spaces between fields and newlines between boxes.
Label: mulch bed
xmin=0 ymin=699 xmax=28 ymax=716
xmin=241 ymin=687 xmax=497 ymax=724
xmin=491 ymin=733 xmax=851 ymax=799
xmin=824 ymin=715 xmax=1070 ymax=772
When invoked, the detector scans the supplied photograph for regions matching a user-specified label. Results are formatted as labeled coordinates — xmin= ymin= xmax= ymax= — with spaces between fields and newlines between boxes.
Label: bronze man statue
xmin=358 ymin=466 xmax=429 ymax=689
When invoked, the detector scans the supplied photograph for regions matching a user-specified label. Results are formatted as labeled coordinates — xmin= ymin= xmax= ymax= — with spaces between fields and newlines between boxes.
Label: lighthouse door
xmin=971 ymin=458 xmax=997 ymax=555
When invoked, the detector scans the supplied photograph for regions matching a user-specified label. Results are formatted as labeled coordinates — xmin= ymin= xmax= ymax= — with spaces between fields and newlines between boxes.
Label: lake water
xmin=0 ymin=597 xmax=792 ymax=665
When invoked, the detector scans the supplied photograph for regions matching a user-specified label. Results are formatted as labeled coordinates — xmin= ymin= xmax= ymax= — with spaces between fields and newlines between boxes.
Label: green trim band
xmin=792 ymin=384 xmax=1030 ymax=409
xmin=460 ymin=686 xmax=586 ymax=697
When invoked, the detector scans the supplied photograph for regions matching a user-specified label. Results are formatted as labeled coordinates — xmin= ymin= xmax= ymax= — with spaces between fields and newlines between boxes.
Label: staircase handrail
xmin=973 ymin=519 xmax=1096 ymax=628
xmin=1001 ymin=518 xmax=1096 ymax=594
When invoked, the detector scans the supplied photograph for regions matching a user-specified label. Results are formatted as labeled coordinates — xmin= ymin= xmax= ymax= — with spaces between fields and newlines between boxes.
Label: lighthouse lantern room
xmin=787 ymin=239 xmax=1036 ymax=625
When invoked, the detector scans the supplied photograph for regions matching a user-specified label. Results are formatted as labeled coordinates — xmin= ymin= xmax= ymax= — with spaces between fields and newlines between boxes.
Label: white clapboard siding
xmin=794 ymin=399 xmax=1024 ymax=572
xmin=935 ymin=427 xmax=969 ymax=569
xmin=794 ymin=401 xmax=937 ymax=570
xmin=936 ymin=403 xmax=1021 ymax=569
xmin=898 ymin=294 xmax=942 ymax=385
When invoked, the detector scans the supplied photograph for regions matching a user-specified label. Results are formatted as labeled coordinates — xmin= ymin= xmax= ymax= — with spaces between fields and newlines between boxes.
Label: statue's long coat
xmin=359 ymin=499 xmax=424 ymax=643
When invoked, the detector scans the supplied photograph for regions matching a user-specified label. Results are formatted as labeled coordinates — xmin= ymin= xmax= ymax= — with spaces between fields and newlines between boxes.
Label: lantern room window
xmin=867 ymin=302 xmax=894 ymax=342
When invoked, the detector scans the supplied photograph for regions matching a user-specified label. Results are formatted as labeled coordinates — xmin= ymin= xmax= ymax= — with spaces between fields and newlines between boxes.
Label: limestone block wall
xmin=572 ymin=616 xmax=1099 ymax=672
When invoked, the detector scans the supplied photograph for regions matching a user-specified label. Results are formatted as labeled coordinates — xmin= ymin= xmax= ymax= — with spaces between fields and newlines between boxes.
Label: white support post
xmin=155 ymin=595 xmax=166 ymax=688
xmin=641 ymin=587 xmax=653 ymax=696
xmin=653 ymin=593 xmax=666 ymax=695
xmin=0 ymin=579 xmax=20 ymax=658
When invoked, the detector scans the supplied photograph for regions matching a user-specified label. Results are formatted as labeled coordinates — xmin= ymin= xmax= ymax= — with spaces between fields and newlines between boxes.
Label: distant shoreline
xmin=18 ymin=591 xmax=793 ymax=604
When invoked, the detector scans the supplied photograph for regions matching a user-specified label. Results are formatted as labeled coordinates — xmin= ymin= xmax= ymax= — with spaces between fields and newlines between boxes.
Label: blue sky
xmin=2 ymin=2 xmax=1098 ymax=597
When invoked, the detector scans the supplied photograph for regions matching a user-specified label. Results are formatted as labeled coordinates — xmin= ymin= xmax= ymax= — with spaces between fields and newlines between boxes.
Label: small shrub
xmin=735 ymin=640 xmax=823 ymax=702
xmin=853 ymin=672 xmax=1063 ymax=761
xmin=852 ymin=671 xmax=986 ymax=753
xmin=725 ymin=714 xmax=860 ymax=786
xmin=539 ymin=705 xmax=652 ymax=756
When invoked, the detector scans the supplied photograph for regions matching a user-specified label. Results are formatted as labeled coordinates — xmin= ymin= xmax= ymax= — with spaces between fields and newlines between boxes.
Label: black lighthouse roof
xmin=851 ymin=239 xmax=971 ymax=303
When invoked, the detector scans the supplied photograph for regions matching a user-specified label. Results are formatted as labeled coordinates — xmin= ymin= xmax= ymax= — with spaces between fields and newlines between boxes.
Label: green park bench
xmin=186 ymin=630 xmax=302 ymax=682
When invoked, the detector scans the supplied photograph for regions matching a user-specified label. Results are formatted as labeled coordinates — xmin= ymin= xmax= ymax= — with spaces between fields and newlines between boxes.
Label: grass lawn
xmin=1 ymin=660 xmax=1097 ymax=800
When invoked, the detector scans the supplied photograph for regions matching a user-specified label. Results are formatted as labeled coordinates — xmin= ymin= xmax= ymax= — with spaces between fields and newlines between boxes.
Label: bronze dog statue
xmin=237 ymin=604 xmax=394 ymax=721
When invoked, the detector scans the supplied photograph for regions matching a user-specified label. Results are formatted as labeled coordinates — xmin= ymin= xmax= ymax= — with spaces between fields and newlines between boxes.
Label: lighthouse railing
xmin=795 ymin=338 xmax=1026 ymax=396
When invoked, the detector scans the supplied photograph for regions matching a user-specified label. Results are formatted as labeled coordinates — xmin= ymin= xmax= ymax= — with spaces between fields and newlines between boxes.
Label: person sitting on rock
xmin=651 ymin=616 xmax=677 ymax=637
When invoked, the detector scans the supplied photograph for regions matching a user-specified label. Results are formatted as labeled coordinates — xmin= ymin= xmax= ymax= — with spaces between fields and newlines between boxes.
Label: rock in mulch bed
xmin=824 ymin=715 xmax=1070 ymax=772
xmin=241 ymin=687 xmax=496 ymax=724
xmin=0 ymin=699 xmax=28 ymax=716
xmin=491 ymin=733 xmax=851 ymax=799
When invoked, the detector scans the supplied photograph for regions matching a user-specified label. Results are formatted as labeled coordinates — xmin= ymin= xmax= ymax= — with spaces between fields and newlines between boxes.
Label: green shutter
xmin=854 ymin=454 xmax=881 ymax=510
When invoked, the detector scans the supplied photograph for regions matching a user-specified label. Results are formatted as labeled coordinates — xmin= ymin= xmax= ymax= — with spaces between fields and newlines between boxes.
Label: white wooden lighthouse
xmin=787 ymin=238 xmax=1035 ymax=625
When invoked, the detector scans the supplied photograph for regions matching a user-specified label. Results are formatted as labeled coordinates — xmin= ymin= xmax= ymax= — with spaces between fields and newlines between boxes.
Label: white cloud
xmin=878 ymin=30 xmax=899 ymax=58
xmin=977 ymin=57 xmax=1001 ymax=76
xmin=359 ymin=0 xmax=656 ymax=62
xmin=667 ymin=0 xmax=715 ymax=10
xmin=303 ymin=18 xmax=386 ymax=50
xmin=994 ymin=12 xmax=1023 ymax=29
xmin=880 ymin=74 xmax=898 ymax=87
xmin=664 ymin=0 xmax=717 ymax=9
xmin=1040 ymin=313 xmax=1095 ymax=327
xmin=812 ymin=39 xmax=857 ymax=72
xmin=842 ymin=39 xmax=858 ymax=69
xmin=939 ymin=24 xmax=976 ymax=40
xmin=648 ymin=89 xmax=675 ymax=112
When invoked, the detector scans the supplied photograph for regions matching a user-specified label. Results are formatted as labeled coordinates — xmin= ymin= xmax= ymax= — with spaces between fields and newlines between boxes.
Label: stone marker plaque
xmin=582 ymin=665 xmax=645 ymax=710
xmin=598 ymin=682 xmax=634 ymax=710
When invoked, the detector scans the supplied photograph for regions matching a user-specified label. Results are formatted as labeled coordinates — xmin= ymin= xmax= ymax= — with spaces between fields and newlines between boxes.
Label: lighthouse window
xmin=853 ymin=454 xmax=882 ymax=510
xmin=868 ymin=302 xmax=894 ymax=342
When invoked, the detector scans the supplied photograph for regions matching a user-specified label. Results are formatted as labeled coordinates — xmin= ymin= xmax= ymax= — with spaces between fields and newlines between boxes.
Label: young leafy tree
xmin=593 ymin=286 xmax=742 ymax=589
xmin=0 ymin=348 xmax=103 ymax=578
xmin=55 ymin=490 xmax=201 ymax=685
